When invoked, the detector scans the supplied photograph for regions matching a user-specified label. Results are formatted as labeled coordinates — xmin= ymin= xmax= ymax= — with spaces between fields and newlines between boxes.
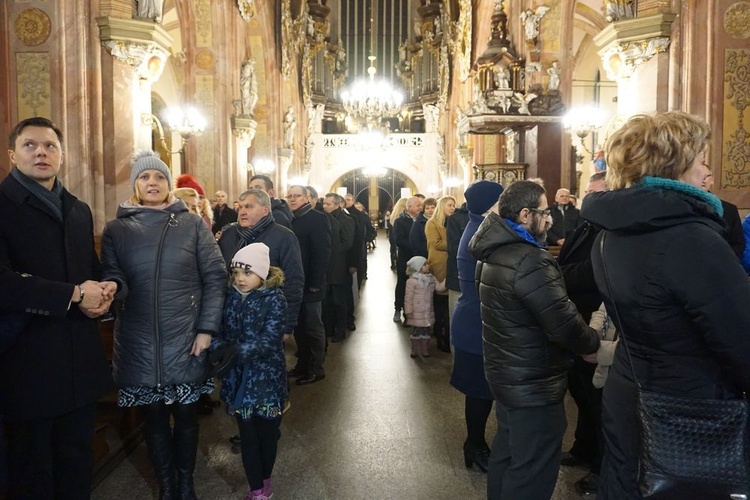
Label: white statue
xmin=547 ymin=61 xmax=560 ymax=91
xmin=604 ymin=0 xmax=635 ymax=22
xmin=335 ymin=46 xmax=346 ymax=73
xmin=434 ymin=16 xmax=442 ymax=36
xmin=306 ymin=11 xmax=315 ymax=36
xmin=512 ymin=92 xmax=537 ymax=115
xmin=240 ymin=59 xmax=258 ymax=116
xmin=455 ymin=106 xmax=468 ymax=148
xmin=283 ymin=106 xmax=296 ymax=148
xmin=494 ymin=66 xmax=511 ymax=89
xmin=414 ymin=20 xmax=422 ymax=38
xmin=498 ymin=95 xmax=512 ymax=114
xmin=423 ymin=104 xmax=440 ymax=132
xmin=135 ymin=0 xmax=164 ymax=22
xmin=307 ymin=103 xmax=325 ymax=135
xmin=520 ymin=6 xmax=550 ymax=42
xmin=399 ymin=40 xmax=407 ymax=62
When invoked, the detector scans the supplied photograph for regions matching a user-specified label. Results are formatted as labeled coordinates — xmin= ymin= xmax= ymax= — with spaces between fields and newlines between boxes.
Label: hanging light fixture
xmin=340 ymin=9 xmax=403 ymax=129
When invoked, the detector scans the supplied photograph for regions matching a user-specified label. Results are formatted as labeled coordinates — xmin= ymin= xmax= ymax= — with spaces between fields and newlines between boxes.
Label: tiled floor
xmin=92 ymin=232 xmax=592 ymax=499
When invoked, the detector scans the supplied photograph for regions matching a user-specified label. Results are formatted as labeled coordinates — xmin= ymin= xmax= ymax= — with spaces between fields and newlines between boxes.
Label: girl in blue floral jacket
xmin=213 ymin=242 xmax=287 ymax=500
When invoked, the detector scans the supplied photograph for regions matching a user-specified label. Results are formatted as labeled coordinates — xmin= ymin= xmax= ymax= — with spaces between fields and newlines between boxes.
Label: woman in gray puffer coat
xmin=101 ymin=151 xmax=227 ymax=500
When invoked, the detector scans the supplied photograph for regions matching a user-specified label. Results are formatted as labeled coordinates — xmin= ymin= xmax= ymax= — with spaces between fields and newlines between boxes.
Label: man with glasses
xmin=469 ymin=180 xmax=599 ymax=500
xmin=285 ymin=185 xmax=331 ymax=385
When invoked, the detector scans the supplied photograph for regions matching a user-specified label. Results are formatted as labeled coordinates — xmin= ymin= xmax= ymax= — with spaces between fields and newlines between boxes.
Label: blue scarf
xmin=503 ymin=217 xmax=546 ymax=248
xmin=640 ymin=176 xmax=724 ymax=217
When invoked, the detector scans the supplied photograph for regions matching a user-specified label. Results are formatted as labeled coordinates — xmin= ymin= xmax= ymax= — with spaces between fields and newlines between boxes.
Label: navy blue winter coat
xmin=214 ymin=267 xmax=288 ymax=416
xmin=450 ymin=212 xmax=484 ymax=355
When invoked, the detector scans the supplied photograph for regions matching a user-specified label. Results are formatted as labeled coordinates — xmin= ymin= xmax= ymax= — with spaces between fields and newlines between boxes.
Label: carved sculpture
xmin=512 ymin=92 xmax=537 ymax=115
xmin=547 ymin=61 xmax=560 ymax=92
xmin=604 ymin=0 xmax=636 ymax=23
xmin=283 ymin=106 xmax=296 ymax=148
xmin=494 ymin=66 xmax=511 ymax=89
xmin=520 ymin=6 xmax=550 ymax=50
xmin=240 ymin=59 xmax=258 ymax=116
xmin=135 ymin=0 xmax=164 ymax=22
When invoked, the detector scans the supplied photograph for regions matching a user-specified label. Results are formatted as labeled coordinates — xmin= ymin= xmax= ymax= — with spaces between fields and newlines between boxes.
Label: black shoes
xmin=574 ymin=472 xmax=599 ymax=495
xmin=463 ymin=443 xmax=490 ymax=473
xmin=560 ymin=451 xmax=592 ymax=468
xmin=286 ymin=367 xmax=305 ymax=378
xmin=347 ymin=323 xmax=356 ymax=331
xmin=296 ymin=374 xmax=325 ymax=385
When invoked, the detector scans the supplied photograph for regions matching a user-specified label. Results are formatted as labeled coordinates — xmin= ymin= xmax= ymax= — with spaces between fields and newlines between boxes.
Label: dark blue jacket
xmin=450 ymin=212 xmax=484 ymax=355
xmin=271 ymin=198 xmax=293 ymax=229
xmin=742 ymin=214 xmax=750 ymax=274
xmin=218 ymin=222 xmax=303 ymax=331
xmin=409 ymin=213 xmax=428 ymax=258
xmin=214 ymin=268 xmax=288 ymax=415
xmin=446 ymin=206 xmax=469 ymax=291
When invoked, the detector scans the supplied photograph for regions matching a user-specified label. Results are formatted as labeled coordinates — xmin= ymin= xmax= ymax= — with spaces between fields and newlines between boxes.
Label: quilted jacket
xmin=214 ymin=267 xmax=288 ymax=414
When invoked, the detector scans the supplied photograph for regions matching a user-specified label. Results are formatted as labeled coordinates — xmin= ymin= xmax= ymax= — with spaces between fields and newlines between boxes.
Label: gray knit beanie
xmin=130 ymin=150 xmax=173 ymax=190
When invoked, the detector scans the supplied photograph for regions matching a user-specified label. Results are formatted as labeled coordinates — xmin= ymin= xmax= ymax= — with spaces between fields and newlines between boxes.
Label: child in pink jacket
xmin=404 ymin=256 xmax=446 ymax=358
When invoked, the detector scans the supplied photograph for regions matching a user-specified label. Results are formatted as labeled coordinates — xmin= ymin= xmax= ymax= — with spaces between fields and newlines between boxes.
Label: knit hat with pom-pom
xmin=130 ymin=151 xmax=172 ymax=190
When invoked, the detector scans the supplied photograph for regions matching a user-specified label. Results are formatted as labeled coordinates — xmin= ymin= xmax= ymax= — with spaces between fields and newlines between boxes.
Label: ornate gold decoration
xmin=195 ymin=0 xmax=212 ymax=46
xmin=722 ymin=49 xmax=750 ymax=188
xmin=195 ymin=50 xmax=214 ymax=70
xmin=15 ymin=8 xmax=51 ymax=46
xmin=16 ymin=52 xmax=50 ymax=117
xmin=599 ymin=37 xmax=670 ymax=80
xmin=724 ymin=2 xmax=750 ymax=39
xmin=236 ymin=0 xmax=256 ymax=21
xmin=280 ymin=0 xmax=301 ymax=80
xmin=102 ymin=40 xmax=169 ymax=81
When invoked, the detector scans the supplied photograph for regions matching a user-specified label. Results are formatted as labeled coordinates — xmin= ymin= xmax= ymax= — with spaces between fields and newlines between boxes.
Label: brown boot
xmin=410 ymin=338 xmax=419 ymax=358
xmin=420 ymin=337 xmax=431 ymax=357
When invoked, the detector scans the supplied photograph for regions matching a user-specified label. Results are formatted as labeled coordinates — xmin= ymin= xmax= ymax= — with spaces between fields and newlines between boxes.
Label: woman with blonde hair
xmin=388 ymin=198 xmax=408 ymax=270
xmin=582 ymin=111 xmax=750 ymax=498
xmin=173 ymin=187 xmax=201 ymax=216
xmin=101 ymin=151 xmax=227 ymax=499
xmin=425 ymin=195 xmax=456 ymax=352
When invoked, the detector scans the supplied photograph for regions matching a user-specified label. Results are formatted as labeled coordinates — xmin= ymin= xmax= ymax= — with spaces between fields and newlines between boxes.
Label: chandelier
xmin=340 ymin=7 xmax=403 ymax=129
xmin=562 ymin=106 xmax=605 ymax=155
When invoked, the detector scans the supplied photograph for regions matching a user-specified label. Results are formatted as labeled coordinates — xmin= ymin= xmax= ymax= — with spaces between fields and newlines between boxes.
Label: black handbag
xmin=599 ymin=232 xmax=750 ymax=499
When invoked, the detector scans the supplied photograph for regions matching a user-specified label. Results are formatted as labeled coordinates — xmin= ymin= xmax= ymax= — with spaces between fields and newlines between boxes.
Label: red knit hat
xmin=175 ymin=174 xmax=205 ymax=196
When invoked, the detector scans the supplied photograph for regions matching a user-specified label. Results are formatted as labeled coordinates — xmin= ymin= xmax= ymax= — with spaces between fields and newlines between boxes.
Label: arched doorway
xmin=333 ymin=167 xmax=416 ymax=226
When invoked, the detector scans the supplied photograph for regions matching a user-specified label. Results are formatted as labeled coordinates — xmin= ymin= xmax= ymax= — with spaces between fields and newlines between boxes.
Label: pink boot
xmin=263 ymin=478 xmax=273 ymax=498
xmin=420 ymin=337 xmax=431 ymax=357
xmin=244 ymin=488 xmax=269 ymax=500
xmin=410 ymin=338 xmax=419 ymax=358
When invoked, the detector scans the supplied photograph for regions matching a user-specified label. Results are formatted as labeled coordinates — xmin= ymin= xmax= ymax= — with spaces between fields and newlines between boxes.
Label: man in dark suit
xmin=322 ymin=193 xmax=354 ymax=342
xmin=286 ymin=185 xmax=331 ymax=385
xmin=557 ymin=171 xmax=608 ymax=495
xmin=0 ymin=117 xmax=115 ymax=497
xmin=248 ymin=174 xmax=293 ymax=229
xmin=212 ymin=189 xmax=238 ymax=235
xmin=393 ymin=196 xmax=423 ymax=323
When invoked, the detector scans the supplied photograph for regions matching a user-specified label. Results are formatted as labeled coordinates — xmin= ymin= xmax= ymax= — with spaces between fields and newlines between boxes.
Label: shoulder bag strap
xmin=599 ymin=232 xmax=642 ymax=390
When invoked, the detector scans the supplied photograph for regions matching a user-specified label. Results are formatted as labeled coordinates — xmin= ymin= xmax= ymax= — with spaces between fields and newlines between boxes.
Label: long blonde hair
xmin=605 ymin=111 xmax=711 ymax=190
xmin=390 ymin=198 xmax=408 ymax=225
xmin=430 ymin=196 xmax=456 ymax=227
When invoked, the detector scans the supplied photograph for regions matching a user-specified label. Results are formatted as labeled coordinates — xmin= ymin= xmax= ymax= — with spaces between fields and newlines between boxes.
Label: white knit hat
xmin=231 ymin=243 xmax=270 ymax=279
xmin=406 ymin=256 xmax=427 ymax=274
xmin=130 ymin=150 xmax=173 ymax=190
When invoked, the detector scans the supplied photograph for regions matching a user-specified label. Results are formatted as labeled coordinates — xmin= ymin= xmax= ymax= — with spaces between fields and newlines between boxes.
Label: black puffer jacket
xmin=469 ymin=212 xmax=599 ymax=409
xmin=101 ymin=201 xmax=227 ymax=388
xmin=583 ymin=183 xmax=750 ymax=499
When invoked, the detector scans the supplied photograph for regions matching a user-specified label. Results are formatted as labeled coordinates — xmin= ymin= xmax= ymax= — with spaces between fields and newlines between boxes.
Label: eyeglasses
xmin=286 ymin=194 xmax=305 ymax=200
xmin=528 ymin=208 xmax=552 ymax=217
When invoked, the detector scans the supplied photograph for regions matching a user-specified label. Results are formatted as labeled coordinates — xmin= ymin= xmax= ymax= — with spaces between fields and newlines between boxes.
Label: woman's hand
xmin=191 ymin=333 xmax=212 ymax=356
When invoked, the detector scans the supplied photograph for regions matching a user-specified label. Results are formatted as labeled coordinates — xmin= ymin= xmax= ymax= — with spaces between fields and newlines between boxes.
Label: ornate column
xmin=594 ymin=13 xmax=676 ymax=114
xmin=96 ymin=16 xmax=172 ymax=215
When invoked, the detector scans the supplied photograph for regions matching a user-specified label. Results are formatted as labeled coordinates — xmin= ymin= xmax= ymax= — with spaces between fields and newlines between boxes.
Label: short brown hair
xmin=605 ymin=111 xmax=710 ymax=190
xmin=8 ymin=117 xmax=63 ymax=150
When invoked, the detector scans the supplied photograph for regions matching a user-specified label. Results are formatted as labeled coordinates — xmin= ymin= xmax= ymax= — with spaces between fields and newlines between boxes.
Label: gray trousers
xmin=293 ymin=301 xmax=326 ymax=376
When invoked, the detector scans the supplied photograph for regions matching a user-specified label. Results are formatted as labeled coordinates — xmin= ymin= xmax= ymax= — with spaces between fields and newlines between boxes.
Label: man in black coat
xmin=469 ymin=180 xmax=599 ymax=500
xmin=218 ymin=188 xmax=304 ymax=335
xmin=547 ymin=188 xmax=580 ymax=246
xmin=249 ymin=174 xmax=293 ymax=229
xmin=0 ymin=117 xmax=115 ymax=497
xmin=700 ymin=164 xmax=745 ymax=259
xmin=322 ymin=193 xmax=354 ymax=342
xmin=393 ymin=196 xmax=423 ymax=323
xmin=287 ymin=185 xmax=332 ymax=385
xmin=557 ymin=172 xmax=608 ymax=494
xmin=212 ymin=190 xmax=238 ymax=235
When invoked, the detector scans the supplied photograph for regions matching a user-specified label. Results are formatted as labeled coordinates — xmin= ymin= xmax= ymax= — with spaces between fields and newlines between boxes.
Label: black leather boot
xmin=144 ymin=430 xmax=176 ymax=500
xmin=174 ymin=424 xmax=199 ymax=500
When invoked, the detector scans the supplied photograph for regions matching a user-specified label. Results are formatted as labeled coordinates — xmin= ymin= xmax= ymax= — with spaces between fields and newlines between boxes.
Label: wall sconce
xmin=142 ymin=106 xmax=207 ymax=169
xmin=562 ymin=106 xmax=605 ymax=158
xmin=251 ymin=158 xmax=276 ymax=175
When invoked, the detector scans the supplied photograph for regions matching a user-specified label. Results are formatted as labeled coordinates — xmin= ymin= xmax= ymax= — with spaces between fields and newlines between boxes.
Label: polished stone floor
xmin=92 ymin=232 xmax=592 ymax=499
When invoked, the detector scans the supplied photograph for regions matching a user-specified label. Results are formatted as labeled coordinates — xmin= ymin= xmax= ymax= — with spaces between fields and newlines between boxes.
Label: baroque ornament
xmin=17 ymin=53 xmax=50 ymax=115
xmin=722 ymin=49 xmax=750 ymax=188
xmin=102 ymin=40 xmax=169 ymax=81
xmin=15 ymin=8 xmax=51 ymax=46
xmin=600 ymin=37 xmax=670 ymax=80
xmin=236 ymin=0 xmax=256 ymax=21
xmin=724 ymin=2 xmax=750 ymax=39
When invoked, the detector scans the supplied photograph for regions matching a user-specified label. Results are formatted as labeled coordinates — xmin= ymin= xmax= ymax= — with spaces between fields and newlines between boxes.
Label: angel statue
xmin=240 ymin=59 xmax=258 ymax=116
xmin=547 ymin=61 xmax=561 ymax=92
xmin=520 ymin=6 xmax=550 ymax=45
xmin=494 ymin=66 xmax=511 ymax=90
xmin=512 ymin=92 xmax=537 ymax=115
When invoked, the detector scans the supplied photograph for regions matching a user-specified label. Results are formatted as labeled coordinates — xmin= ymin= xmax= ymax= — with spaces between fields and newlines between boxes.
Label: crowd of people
xmin=2 ymin=110 xmax=750 ymax=500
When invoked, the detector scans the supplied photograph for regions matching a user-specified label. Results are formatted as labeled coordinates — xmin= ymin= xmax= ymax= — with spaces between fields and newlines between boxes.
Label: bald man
xmin=212 ymin=189 xmax=237 ymax=235
xmin=546 ymin=188 xmax=579 ymax=246
xmin=392 ymin=196 xmax=423 ymax=323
